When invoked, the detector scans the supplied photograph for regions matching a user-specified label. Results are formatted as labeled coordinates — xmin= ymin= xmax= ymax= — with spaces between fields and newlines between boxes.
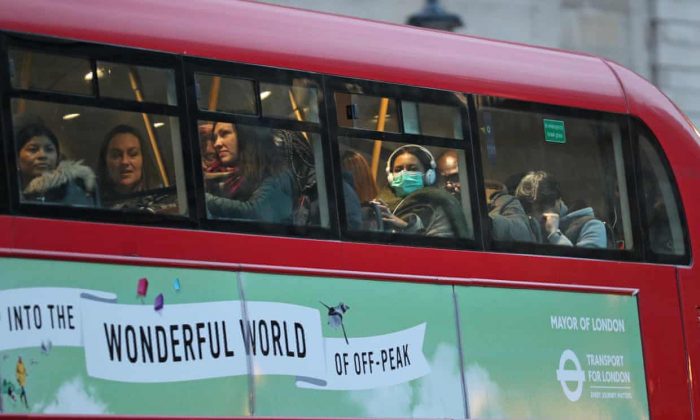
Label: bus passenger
xmin=201 ymin=122 xmax=235 ymax=196
xmin=273 ymin=131 xmax=361 ymax=228
xmin=16 ymin=121 xmax=98 ymax=206
xmin=342 ymin=151 xmax=378 ymax=204
xmin=98 ymin=125 xmax=174 ymax=212
xmin=375 ymin=145 xmax=470 ymax=238
xmin=341 ymin=150 xmax=379 ymax=230
xmin=437 ymin=149 xmax=535 ymax=242
xmin=437 ymin=150 xmax=461 ymax=199
xmin=485 ymin=180 xmax=538 ymax=243
xmin=515 ymin=170 xmax=607 ymax=248
xmin=204 ymin=122 xmax=293 ymax=223
xmin=199 ymin=122 xmax=218 ymax=171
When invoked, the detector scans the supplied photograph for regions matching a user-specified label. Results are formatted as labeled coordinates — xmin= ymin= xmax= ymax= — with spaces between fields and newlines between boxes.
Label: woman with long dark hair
xmin=204 ymin=122 xmax=293 ymax=223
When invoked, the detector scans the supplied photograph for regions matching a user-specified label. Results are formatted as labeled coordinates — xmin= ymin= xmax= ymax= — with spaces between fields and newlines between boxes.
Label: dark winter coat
xmin=488 ymin=191 xmax=538 ymax=243
xmin=206 ymin=170 xmax=294 ymax=223
xmin=379 ymin=186 xmax=471 ymax=238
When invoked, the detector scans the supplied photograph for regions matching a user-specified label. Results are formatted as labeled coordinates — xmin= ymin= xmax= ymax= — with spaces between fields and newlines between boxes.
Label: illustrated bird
xmin=320 ymin=301 xmax=350 ymax=345
xmin=40 ymin=340 xmax=52 ymax=355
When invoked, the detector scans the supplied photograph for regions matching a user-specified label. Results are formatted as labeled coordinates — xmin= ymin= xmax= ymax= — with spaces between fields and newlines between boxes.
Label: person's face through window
xmin=19 ymin=135 xmax=58 ymax=183
xmin=392 ymin=152 xmax=425 ymax=174
xmin=199 ymin=123 xmax=217 ymax=169
xmin=106 ymin=132 xmax=144 ymax=194
xmin=533 ymin=199 xmax=562 ymax=218
xmin=213 ymin=122 xmax=238 ymax=166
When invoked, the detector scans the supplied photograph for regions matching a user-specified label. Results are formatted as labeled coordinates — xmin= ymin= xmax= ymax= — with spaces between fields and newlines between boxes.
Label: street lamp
xmin=407 ymin=0 xmax=463 ymax=32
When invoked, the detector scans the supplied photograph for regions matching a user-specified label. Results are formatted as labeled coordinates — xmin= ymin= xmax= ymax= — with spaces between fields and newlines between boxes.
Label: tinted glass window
xmin=97 ymin=62 xmax=177 ymax=105
xmin=260 ymin=80 xmax=319 ymax=123
xmin=476 ymin=97 xmax=633 ymax=250
xmin=402 ymin=100 xmax=463 ymax=139
xmin=637 ymin=123 xmax=686 ymax=256
xmin=338 ymin=137 xmax=472 ymax=239
xmin=195 ymin=73 xmax=256 ymax=114
xmin=335 ymin=92 xmax=399 ymax=132
xmin=9 ymin=49 xmax=92 ymax=95
xmin=12 ymin=99 xmax=187 ymax=215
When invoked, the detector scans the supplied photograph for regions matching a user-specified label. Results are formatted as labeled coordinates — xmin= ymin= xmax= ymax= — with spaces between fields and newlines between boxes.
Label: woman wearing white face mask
xmin=374 ymin=145 xmax=470 ymax=238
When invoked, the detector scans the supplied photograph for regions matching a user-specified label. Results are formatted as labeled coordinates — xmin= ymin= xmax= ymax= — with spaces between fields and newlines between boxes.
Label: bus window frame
xmin=472 ymin=96 xmax=643 ymax=262
xmin=0 ymin=32 xmax=200 ymax=228
xmin=325 ymin=76 xmax=482 ymax=250
xmin=0 ymin=32 xmax=691 ymax=265
xmin=631 ymin=116 xmax=691 ymax=265
xmin=0 ymin=34 xmax=10 ymax=215
xmin=183 ymin=56 xmax=338 ymax=240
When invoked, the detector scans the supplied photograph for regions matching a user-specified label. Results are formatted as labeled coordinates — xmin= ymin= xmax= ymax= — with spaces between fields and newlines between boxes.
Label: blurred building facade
xmin=258 ymin=0 xmax=700 ymax=125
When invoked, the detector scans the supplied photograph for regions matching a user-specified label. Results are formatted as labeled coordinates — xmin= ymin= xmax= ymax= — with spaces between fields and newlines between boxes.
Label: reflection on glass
xmin=12 ymin=99 xmax=187 ymax=215
xmin=402 ymin=101 xmax=463 ymax=139
xmin=195 ymin=73 xmax=256 ymax=114
xmin=97 ymin=62 xmax=177 ymax=105
xmin=335 ymin=93 xmax=399 ymax=132
xmin=260 ymin=80 xmax=319 ymax=123
xmin=9 ymin=49 xmax=92 ymax=95
xmin=338 ymin=137 xmax=472 ymax=239
xmin=638 ymin=131 xmax=686 ymax=256
xmin=201 ymin=121 xmax=327 ymax=227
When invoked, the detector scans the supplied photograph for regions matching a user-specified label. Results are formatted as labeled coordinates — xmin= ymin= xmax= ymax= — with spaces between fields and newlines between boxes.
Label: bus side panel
xmin=0 ymin=216 xmax=691 ymax=418
xmin=635 ymin=268 xmax=692 ymax=418
xmin=679 ymin=267 xmax=700 ymax=418
xmin=608 ymin=62 xmax=700 ymax=420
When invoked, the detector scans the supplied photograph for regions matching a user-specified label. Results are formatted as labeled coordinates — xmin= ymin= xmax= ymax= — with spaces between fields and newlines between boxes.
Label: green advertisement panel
xmin=0 ymin=258 xmax=248 ymax=416
xmin=240 ymin=272 xmax=464 ymax=418
xmin=0 ymin=257 xmax=649 ymax=419
xmin=0 ymin=258 xmax=464 ymax=417
xmin=455 ymin=287 xmax=648 ymax=420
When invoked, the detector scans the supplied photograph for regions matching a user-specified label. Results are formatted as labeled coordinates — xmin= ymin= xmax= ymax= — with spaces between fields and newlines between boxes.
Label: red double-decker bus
xmin=0 ymin=0 xmax=698 ymax=419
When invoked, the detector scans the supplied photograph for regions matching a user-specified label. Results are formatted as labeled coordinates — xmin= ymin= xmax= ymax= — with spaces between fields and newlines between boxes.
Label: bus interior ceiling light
xmin=62 ymin=113 xmax=80 ymax=120
xmin=84 ymin=67 xmax=107 ymax=81
xmin=260 ymin=90 xmax=272 ymax=100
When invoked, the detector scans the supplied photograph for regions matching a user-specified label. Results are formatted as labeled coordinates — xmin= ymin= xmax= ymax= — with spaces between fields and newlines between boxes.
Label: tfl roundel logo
xmin=556 ymin=349 xmax=585 ymax=402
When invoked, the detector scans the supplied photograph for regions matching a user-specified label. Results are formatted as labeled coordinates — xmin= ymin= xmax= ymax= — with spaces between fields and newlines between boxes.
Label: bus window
xmin=260 ymin=79 xmax=319 ymax=123
xmin=335 ymin=92 xmax=400 ymax=133
xmin=96 ymin=61 xmax=177 ymax=105
xmin=12 ymin=99 xmax=187 ymax=215
xmin=402 ymin=100 xmax=463 ymax=139
xmin=636 ymin=121 xmax=687 ymax=257
xmin=201 ymin=121 xmax=327 ymax=227
xmin=338 ymin=137 xmax=472 ymax=239
xmin=8 ymin=48 xmax=92 ymax=96
xmin=195 ymin=73 xmax=256 ymax=114
xmin=476 ymin=97 xmax=633 ymax=251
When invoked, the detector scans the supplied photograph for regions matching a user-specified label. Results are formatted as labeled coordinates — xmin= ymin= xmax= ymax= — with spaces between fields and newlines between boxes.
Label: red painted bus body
xmin=0 ymin=0 xmax=699 ymax=419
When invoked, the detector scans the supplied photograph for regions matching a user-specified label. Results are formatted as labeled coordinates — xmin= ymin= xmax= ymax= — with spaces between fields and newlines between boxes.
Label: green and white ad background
xmin=0 ymin=258 xmax=648 ymax=418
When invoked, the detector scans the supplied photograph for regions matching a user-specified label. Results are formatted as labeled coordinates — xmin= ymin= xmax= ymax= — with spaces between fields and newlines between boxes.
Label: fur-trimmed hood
xmin=23 ymin=160 xmax=97 ymax=196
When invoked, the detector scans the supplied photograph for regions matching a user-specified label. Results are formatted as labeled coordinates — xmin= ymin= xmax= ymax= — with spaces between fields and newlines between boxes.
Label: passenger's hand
xmin=376 ymin=203 xmax=408 ymax=229
xmin=445 ymin=181 xmax=460 ymax=195
xmin=542 ymin=212 xmax=560 ymax=235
